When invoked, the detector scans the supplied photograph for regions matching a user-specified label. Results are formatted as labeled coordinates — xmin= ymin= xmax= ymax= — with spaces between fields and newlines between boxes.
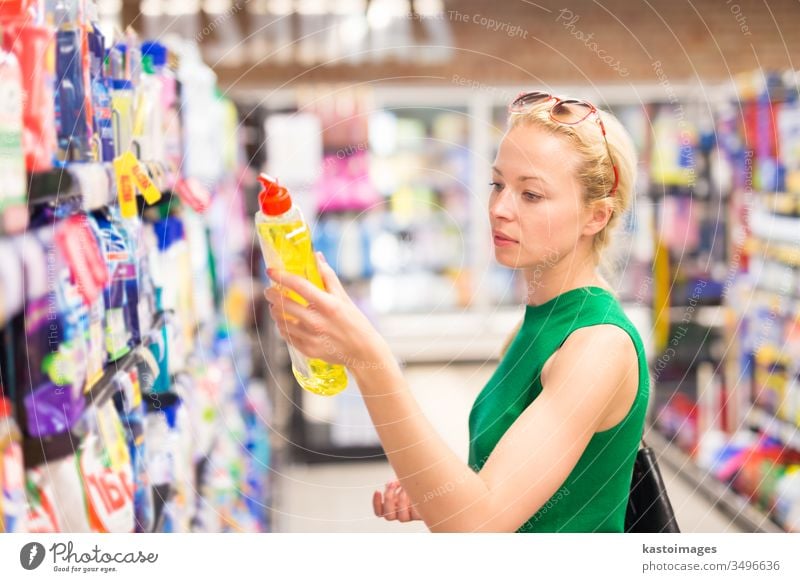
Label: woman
xmin=264 ymin=91 xmax=649 ymax=533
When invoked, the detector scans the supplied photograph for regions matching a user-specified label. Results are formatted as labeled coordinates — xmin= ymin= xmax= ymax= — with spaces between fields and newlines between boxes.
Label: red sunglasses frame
xmin=509 ymin=91 xmax=619 ymax=197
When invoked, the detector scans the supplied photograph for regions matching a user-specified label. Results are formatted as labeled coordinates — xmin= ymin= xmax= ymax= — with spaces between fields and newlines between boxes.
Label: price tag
xmin=114 ymin=154 xmax=137 ymax=218
xmin=122 ymin=151 xmax=162 ymax=204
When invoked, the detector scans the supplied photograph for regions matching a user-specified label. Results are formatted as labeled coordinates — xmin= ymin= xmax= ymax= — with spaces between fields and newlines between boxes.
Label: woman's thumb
xmin=316 ymin=252 xmax=346 ymax=297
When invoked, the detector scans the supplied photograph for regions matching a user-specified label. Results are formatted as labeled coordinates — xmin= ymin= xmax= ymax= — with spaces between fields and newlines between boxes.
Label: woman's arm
xmin=266 ymin=260 xmax=639 ymax=532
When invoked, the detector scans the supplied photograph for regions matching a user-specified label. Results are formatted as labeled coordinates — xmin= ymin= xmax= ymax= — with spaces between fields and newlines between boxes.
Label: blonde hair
xmin=506 ymin=98 xmax=638 ymax=264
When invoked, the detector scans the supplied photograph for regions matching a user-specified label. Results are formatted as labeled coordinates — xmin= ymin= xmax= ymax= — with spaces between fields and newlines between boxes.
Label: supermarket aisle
xmin=274 ymin=364 xmax=745 ymax=533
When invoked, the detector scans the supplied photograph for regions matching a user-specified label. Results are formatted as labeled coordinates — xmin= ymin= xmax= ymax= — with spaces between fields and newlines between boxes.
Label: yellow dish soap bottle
xmin=255 ymin=173 xmax=348 ymax=396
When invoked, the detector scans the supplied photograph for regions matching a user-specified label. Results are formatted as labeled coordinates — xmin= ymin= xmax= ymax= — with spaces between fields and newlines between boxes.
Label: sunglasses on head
xmin=509 ymin=91 xmax=619 ymax=197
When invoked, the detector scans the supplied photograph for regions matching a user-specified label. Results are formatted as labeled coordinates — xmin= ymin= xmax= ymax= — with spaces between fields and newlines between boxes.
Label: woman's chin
xmin=493 ymin=250 xmax=525 ymax=269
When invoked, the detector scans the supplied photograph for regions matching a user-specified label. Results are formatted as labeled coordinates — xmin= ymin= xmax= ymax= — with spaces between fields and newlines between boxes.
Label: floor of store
xmin=274 ymin=364 xmax=746 ymax=533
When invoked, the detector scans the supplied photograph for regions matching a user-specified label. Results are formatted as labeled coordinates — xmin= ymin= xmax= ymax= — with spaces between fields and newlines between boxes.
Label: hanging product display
xmin=0 ymin=0 xmax=273 ymax=534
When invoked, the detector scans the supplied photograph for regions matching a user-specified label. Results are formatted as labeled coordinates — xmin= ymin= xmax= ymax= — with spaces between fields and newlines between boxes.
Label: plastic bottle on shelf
xmin=0 ymin=46 xmax=27 ymax=234
xmin=107 ymin=42 xmax=134 ymax=156
xmin=87 ymin=19 xmax=114 ymax=161
xmin=255 ymin=173 xmax=348 ymax=396
xmin=133 ymin=41 xmax=164 ymax=162
xmin=52 ymin=0 xmax=92 ymax=162
xmin=141 ymin=41 xmax=181 ymax=182
xmin=774 ymin=466 xmax=800 ymax=532
xmin=0 ymin=11 xmax=56 ymax=172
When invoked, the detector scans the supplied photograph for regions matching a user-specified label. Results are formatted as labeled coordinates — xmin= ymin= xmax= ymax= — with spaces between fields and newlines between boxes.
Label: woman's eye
xmin=523 ymin=191 xmax=543 ymax=201
xmin=489 ymin=181 xmax=504 ymax=192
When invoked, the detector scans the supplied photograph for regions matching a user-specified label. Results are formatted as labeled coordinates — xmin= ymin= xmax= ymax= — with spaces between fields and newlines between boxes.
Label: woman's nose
xmin=490 ymin=189 xmax=516 ymax=221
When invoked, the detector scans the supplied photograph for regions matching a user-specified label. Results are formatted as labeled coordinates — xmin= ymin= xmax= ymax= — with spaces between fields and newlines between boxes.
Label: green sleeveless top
xmin=468 ymin=286 xmax=650 ymax=533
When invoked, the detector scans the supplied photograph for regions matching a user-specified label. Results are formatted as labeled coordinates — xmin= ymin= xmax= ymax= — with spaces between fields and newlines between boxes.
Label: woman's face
xmin=489 ymin=124 xmax=591 ymax=270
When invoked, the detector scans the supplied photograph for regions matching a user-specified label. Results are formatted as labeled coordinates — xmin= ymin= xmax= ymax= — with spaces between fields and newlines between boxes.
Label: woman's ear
xmin=582 ymin=198 xmax=614 ymax=237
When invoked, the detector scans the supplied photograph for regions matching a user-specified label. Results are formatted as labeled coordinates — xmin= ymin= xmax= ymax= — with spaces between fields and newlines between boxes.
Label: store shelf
xmin=85 ymin=349 xmax=142 ymax=408
xmin=647 ymin=429 xmax=785 ymax=533
xmin=745 ymin=406 xmax=800 ymax=451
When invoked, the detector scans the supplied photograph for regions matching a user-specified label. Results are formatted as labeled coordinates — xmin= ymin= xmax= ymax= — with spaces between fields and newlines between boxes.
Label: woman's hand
xmin=373 ymin=480 xmax=422 ymax=522
xmin=264 ymin=253 xmax=389 ymax=370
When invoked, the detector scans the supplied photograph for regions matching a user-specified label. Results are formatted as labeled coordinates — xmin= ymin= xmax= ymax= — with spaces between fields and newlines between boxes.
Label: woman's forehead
xmin=496 ymin=126 xmax=581 ymax=176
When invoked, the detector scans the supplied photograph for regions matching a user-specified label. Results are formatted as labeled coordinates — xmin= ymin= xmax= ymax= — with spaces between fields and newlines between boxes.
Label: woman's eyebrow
xmin=492 ymin=166 xmax=550 ymax=185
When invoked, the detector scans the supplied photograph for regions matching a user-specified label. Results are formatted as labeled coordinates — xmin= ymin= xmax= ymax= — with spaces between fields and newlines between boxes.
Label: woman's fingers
xmin=383 ymin=482 xmax=398 ymax=521
xmin=395 ymin=488 xmax=412 ymax=522
xmin=372 ymin=490 xmax=384 ymax=517
xmin=315 ymin=252 xmax=347 ymax=298
xmin=267 ymin=268 xmax=331 ymax=310
xmin=266 ymin=285 xmax=330 ymax=334
xmin=373 ymin=481 xmax=420 ymax=523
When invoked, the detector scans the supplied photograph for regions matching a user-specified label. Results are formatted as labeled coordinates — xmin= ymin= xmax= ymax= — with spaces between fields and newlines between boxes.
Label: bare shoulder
xmin=545 ymin=324 xmax=637 ymax=376
xmin=541 ymin=324 xmax=639 ymax=430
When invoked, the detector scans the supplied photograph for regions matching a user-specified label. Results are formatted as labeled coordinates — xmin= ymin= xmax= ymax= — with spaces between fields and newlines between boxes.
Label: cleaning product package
xmin=0 ymin=397 xmax=26 ymax=532
xmin=77 ymin=396 xmax=136 ymax=533
xmin=255 ymin=173 xmax=348 ymax=396
xmin=0 ymin=46 xmax=27 ymax=234
xmin=52 ymin=0 xmax=91 ymax=162
xmin=90 ymin=210 xmax=134 ymax=360
xmin=88 ymin=21 xmax=114 ymax=161
xmin=1 ymin=18 xmax=56 ymax=172
xmin=15 ymin=230 xmax=87 ymax=438
xmin=114 ymin=358 xmax=156 ymax=533
xmin=25 ymin=452 xmax=90 ymax=532
xmin=143 ymin=406 xmax=176 ymax=532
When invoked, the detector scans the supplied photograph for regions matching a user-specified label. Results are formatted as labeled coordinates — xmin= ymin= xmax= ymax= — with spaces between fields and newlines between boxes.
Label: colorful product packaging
xmin=0 ymin=46 xmax=27 ymax=234
xmin=0 ymin=397 xmax=26 ymax=532
xmin=78 ymin=397 xmax=135 ymax=533
xmin=1 ymin=19 xmax=56 ymax=172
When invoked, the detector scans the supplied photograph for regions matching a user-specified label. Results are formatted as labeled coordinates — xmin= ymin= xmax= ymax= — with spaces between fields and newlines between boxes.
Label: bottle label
xmin=257 ymin=223 xmax=285 ymax=271
xmin=1 ymin=440 xmax=26 ymax=533
xmin=0 ymin=65 xmax=26 ymax=207
xmin=80 ymin=433 xmax=134 ymax=533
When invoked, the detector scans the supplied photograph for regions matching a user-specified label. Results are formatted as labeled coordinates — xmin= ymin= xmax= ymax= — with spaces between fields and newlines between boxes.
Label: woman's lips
xmin=493 ymin=231 xmax=517 ymax=247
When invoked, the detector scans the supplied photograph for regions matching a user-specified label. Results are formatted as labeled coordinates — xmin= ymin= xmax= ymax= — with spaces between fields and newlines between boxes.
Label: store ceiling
xmin=119 ymin=0 xmax=800 ymax=92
